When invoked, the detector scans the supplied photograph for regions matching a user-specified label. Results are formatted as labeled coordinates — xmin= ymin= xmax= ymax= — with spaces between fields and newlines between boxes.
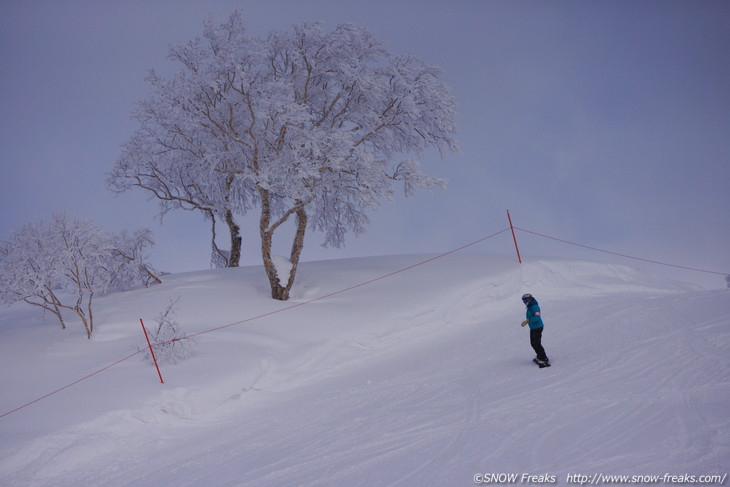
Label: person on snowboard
xmin=521 ymin=293 xmax=549 ymax=366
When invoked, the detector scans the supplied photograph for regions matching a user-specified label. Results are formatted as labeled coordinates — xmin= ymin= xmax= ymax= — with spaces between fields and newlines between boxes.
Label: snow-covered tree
xmin=0 ymin=220 xmax=68 ymax=330
xmin=110 ymin=12 xmax=458 ymax=300
xmin=0 ymin=212 xmax=160 ymax=338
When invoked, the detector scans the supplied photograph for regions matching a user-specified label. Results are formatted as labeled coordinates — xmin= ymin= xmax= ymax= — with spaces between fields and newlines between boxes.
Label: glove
xmin=521 ymin=320 xmax=529 ymax=327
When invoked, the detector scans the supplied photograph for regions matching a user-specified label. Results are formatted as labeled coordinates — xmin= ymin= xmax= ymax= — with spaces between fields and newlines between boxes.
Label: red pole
xmin=507 ymin=210 xmax=522 ymax=264
xmin=140 ymin=319 xmax=164 ymax=384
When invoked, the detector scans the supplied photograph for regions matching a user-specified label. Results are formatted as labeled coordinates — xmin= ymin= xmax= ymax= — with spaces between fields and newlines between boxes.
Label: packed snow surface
xmin=1 ymin=254 xmax=728 ymax=486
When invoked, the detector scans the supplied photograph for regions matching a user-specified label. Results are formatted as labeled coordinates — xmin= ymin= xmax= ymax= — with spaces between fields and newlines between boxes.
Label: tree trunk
xmin=47 ymin=288 xmax=67 ymax=330
xmin=225 ymin=209 xmax=242 ymax=268
xmin=258 ymin=185 xmax=309 ymax=301
xmin=260 ymin=208 xmax=289 ymax=300
xmin=210 ymin=210 xmax=243 ymax=268
xmin=282 ymin=205 xmax=308 ymax=300
xmin=73 ymin=292 xmax=94 ymax=339
xmin=258 ymin=186 xmax=281 ymax=299
xmin=261 ymin=229 xmax=285 ymax=300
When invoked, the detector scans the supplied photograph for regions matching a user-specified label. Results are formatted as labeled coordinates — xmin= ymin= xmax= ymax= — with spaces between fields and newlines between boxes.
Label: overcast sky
xmin=1 ymin=0 xmax=728 ymax=288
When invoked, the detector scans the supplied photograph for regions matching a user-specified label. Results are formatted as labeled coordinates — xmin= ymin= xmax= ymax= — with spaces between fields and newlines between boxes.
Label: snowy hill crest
xmin=1 ymin=255 xmax=727 ymax=486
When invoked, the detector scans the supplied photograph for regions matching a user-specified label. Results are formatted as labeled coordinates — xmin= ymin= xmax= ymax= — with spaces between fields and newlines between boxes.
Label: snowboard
xmin=533 ymin=358 xmax=551 ymax=368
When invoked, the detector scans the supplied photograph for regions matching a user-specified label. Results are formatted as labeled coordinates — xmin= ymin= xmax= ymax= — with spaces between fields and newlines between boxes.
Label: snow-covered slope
xmin=1 ymin=255 xmax=728 ymax=486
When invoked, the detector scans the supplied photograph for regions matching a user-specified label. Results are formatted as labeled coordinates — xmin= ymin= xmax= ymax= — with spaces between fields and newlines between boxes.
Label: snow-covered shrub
xmin=143 ymin=299 xmax=195 ymax=365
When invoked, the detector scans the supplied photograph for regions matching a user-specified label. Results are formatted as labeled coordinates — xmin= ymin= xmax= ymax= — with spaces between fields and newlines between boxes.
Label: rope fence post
xmin=507 ymin=210 xmax=522 ymax=264
xmin=140 ymin=319 xmax=164 ymax=384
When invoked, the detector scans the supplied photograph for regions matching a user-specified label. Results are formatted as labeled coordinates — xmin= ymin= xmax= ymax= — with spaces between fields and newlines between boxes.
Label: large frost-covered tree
xmin=109 ymin=12 xmax=458 ymax=300
xmin=0 ymin=212 xmax=160 ymax=338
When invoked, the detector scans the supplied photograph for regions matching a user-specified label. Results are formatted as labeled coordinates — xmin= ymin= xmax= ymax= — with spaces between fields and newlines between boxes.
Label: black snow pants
xmin=530 ymin=327 xmax=549 ymax=362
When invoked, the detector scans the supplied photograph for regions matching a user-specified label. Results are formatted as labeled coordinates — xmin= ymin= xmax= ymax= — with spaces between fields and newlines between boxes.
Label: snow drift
xmin=1 ymin=254 xmax=728 ymax=486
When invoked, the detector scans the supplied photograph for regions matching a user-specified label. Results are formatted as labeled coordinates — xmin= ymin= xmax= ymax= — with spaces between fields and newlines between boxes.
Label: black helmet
xmin=521 ymin=293 xmax=533 ymax=303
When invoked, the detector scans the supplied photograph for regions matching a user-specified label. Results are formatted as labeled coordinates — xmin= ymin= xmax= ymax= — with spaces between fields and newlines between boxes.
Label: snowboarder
xmin=521 ymin=293 xmax=550 ymax=367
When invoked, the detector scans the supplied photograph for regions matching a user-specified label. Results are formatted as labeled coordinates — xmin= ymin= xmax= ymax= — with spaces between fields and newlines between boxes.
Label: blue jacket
xmin=525 ymin=298 xmax=544 ymax=330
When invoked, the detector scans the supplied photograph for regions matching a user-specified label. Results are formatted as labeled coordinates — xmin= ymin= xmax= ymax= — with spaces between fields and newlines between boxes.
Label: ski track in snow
xmin=0 ymin=255 xmax=728 ymax=486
